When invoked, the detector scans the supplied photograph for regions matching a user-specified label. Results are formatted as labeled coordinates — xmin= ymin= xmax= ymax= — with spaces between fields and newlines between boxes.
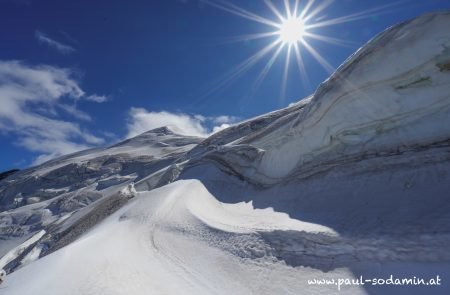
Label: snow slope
xmin=0 ymin=127 xmax=202 ymax=271
xmin=188 ymin=12 xmax=450 ymax=185
xmin=3 ymin=180 xmax=362 ymax=295
xmin=1 ymin=11 xmax=450 ymax=295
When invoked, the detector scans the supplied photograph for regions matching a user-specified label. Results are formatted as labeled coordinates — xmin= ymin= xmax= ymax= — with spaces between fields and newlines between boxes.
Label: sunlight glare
xmin=200 ymin=0 xmax=400 ymax=102
xmin=278 ymin=17 xmax=305 ymax=45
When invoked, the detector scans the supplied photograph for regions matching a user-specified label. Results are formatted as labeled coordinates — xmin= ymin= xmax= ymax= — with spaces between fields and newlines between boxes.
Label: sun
xmin=278 ymin=17 xmax=306 ymax=45
xmin=201 ymin=0 xmax=397 ymax=100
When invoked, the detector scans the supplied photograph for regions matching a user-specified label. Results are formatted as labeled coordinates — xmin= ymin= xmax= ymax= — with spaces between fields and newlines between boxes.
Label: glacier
xmin=1 ymin=12 xmax=450 ymax=295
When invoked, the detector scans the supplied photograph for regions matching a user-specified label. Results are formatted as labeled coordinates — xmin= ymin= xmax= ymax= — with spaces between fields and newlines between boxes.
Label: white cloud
xmin=35 ymin=30 xmax=75 ymax=55
xmin=211 ymin=115 xmax=239 ymax=125
xmin=126 ymin=108 xmax=239 ymax=138
xmin=212 ymin=123 xmax=231 ymax=133
xmin=0 ymin=60 xmax=106 ymax=165
xmin=59 ymin=104 xmax=92 ymax=121
xmin=126 ymin=108 xmax=208 ymax=138
xmin=86 ymin=94 xmax=108 ymax=103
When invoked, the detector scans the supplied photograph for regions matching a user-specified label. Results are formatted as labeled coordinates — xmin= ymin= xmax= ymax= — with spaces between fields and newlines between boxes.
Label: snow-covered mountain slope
xmin=189 ymin=12 xmax=450 ymax=185
xmin=2 ymin=12 xmax=450 ymax=295
xmin=0 ymin=127 xmax=202 ymax=271
xmin=3 ymin=180 xmax=350 ymax=295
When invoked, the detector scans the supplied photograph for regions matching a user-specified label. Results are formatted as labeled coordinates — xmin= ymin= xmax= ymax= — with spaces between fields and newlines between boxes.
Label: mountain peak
xmin=143 ymin=126 xmax=175 ymax=136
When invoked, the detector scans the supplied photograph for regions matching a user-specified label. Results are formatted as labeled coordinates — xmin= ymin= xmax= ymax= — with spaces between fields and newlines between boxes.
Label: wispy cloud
xmin=86 ymin=94 xmax=108 ymax=103
xmin=58 ymin=104 xmax=92 ymax=122
xmin=0 ymin=60 xmax=106 ymax=165
xmin=126 ymin=107 xmax=239 ymax=138
xmin=209 ymin=115 xmax=239 ymax=133
xmin=126 ymin=108 xmax=208 ymax=138
xmin=35 ymin=30 xmax=76 ymax=55
xmin=211 ymin=115 xmax=239 ymax=125
xmin=212 ymin=123 xmax=231 ymax=133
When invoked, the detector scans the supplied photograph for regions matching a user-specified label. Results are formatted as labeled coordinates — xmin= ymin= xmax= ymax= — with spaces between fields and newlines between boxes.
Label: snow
xmin=0 ymin=127 xmax=202 ymax=273
xmin=1 ymin=11 xmax=450 ymax=295
xmin=2 ymin=180 xmax=361 ymax=295
xmin=0 ymin=230 xmax=45 ymax=270
xmin=4 ymin=179 xmax=449 ymax=294
xmin=19 ymin=245 xmax=42 ymax=266
xmin=249 ymin=12 xmax=450 ymax=181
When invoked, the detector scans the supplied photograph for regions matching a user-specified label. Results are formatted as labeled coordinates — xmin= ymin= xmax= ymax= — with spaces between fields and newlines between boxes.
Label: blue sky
xmin=1 ymin=0 xmax=450 ymax=171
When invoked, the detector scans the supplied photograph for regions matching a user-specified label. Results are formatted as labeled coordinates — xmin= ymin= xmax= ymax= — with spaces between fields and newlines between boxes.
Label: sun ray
xmin=301 ymin=39 xmax=335 ymax=73
xmin=280 ymin=44 xmax=292 ymax=103
xmin=305 ymin=1 xmax=404 ymax=29
xmin=284 ymin=0 xmax=292 ymax=18
xmin=303 ymin=32 xmax=359 ymax=48
xmin=264 ymin=0 xmax=284 ymax=21
xmin=202 ymin=0 xmax=280 ymax=28
xmin=302 ymin=0 xmax=334 ymax=23
xmin=200 ymin=0 xmax=390 ymax=102
xmin=293 ymin=0 xmax=300 ymax=18
xmin=299 ymin=0 xmax=317 ymax=19
xmin=217 ymin=31 xmax=279 ymax=44
xmin=198 ymin=40 xmax=281 ymax=99
xmin=293 ymin=42 xmax=310 ymax=89
xmin=250 ymin=42 xmax=285 ymax=95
